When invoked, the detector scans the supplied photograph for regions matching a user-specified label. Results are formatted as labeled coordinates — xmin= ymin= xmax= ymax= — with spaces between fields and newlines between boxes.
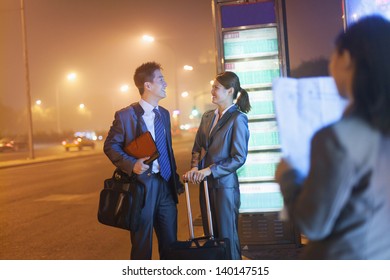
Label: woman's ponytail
xmin=236 ymin=88 xmax=251 ymax=113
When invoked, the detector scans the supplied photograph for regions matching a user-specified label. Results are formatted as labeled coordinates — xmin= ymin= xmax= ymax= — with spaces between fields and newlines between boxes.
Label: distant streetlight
xmin=67 ymin=73 xmax=76 ymax=81
xmin=142 ymin=35 xmax=155 ymax=43
xmin=56 ymin=72 xmax=77 ymax=134
xmin=181 ymin=91 xmax=189 ymax=98
xmin=35 ymin=99 xmax=42 ymax=106
xmin=120 ymin=84 xmax=129 ymax=93
xmin=191 ymin=107 xmax=199 ymax=117
xmin=183 ymin=65 xmax=193 ymax=71
xmin=79 ymin=103 xmax=85 ymax=109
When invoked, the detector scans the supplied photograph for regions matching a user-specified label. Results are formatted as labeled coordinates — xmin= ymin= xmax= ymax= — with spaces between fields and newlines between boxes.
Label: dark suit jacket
xmin=191 ymin=104 xmax=249 ymax=189
xmin=280 ymin=113 xmax=390 ymax=259
xmin=104 ymin=102 xmax=182 ymax=203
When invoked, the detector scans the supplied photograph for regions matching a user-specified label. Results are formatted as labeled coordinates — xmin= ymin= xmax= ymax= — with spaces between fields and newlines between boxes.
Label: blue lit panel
xmin=345 ymin=0 xmax=390 ymax=26
xmin=221 ymin=1 xmax=275 ymax=28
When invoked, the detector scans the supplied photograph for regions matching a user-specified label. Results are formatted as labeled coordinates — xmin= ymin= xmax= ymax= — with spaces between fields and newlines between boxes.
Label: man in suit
xmin=104 ymin=61 xmax=183 ymax=260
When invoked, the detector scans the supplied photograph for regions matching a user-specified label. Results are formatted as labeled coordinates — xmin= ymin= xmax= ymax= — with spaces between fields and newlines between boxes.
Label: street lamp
xmin=183 ymin=65 xmax=193 ymax=71
xmin=120 ymin=84 xmax=129 ymax=93
xmin=20 ymin=0 xmax=35 ymax=159
xmin=56 ymin=72 xmax=77 ymax=134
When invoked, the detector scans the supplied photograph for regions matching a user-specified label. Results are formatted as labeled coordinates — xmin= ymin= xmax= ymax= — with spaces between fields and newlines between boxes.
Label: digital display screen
xmin=223 ymin=27 xmax=279 ymax=60
xmin=239 ymin=183 xmax=283 ymax=213
xmin=225 ymin=59 xmax=280 ymax=88
xmin=247 ymin=90 xmax=276 ymax=119
xmin=247 ymin=121 xmax=280 ymax=150
xmin=237 ymin=152 xmax=281 ymax=182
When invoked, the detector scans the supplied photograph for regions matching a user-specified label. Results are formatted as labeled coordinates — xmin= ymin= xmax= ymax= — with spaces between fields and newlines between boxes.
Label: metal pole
xmin=20 ymin=0 xmax=35 ymax=159
xmin=56 ymin=86 xmax=61 ymax=134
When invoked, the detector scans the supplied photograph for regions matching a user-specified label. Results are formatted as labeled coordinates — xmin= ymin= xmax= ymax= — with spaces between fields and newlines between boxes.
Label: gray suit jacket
xmin=280 ymin=113 xmax=390 ymax=259
xmin=191 ymin=104 xmax=249 ymax=189
xmin=103 ymin=102 xmax=182 ymax=203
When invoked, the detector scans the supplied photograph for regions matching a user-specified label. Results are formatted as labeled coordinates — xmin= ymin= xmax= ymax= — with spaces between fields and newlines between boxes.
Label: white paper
xmin=273 ymin=77 xmax=348 ymax=177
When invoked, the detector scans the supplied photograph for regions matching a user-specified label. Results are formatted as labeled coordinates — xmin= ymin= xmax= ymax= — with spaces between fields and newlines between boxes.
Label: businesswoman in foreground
xmin=276 ymin=16 xmax=390 ymax=259
xmin=184 ymin=71 xmax=251 ymax=260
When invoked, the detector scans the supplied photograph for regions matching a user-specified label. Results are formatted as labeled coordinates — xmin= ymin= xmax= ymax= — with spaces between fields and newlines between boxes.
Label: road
xmin=0 ymin=133 xmax=203 ymax=260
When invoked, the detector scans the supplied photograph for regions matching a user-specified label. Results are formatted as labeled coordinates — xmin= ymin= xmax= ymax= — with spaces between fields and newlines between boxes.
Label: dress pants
xmin=199 ymin=184 xmax=241 ymax=260
xmin=130 ymin=173 xmax=177 ymax=260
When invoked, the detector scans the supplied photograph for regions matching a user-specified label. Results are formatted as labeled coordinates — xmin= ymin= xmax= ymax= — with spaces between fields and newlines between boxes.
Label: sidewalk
xmin=0 ymin=149 xmax=102 ymax=169
xmin=0 ymin=132 xmax=194 ymax=170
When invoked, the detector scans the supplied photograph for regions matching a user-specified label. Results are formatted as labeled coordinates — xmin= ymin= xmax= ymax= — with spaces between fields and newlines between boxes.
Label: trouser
xmin=199 ymin=184 xmax=241 ymax=260
xmin=130 ymin=173 xmax=177 ymax=259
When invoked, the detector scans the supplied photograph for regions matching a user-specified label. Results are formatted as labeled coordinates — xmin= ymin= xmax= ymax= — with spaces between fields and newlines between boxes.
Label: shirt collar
xmin=139 ymin=98 xmax=156 ymax=114
xmin=214 ymin=103 xmax=235 ymax=118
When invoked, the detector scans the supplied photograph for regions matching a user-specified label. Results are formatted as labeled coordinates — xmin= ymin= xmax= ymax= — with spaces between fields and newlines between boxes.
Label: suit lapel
xmin=132 ymin=102 xmax=147 ymax=135
xmin=209 ymin=105 xmax=238 ymax=142
xmin=202 ymin=111 xmax=216 ymax=149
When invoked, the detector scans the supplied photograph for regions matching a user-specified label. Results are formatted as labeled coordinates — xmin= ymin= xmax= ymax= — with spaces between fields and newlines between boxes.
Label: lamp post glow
xmin=120 ymin=84 xmax=129 ymax=93
xmin=142 ymin=35 xmax=155 ymax=43
xmin=56 ymin=72 xmax=77 ymax=134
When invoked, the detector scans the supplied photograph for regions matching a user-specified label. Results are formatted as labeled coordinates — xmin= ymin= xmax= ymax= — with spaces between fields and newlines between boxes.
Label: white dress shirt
xmin=139 ymin=98 xmax=160 ymax=173
xmin=210 ymin=104 xmax=235 ymax=134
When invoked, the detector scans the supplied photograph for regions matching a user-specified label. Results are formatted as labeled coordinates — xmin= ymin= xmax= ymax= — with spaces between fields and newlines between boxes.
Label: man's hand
xmin=176 ymin=181 xmax=185 ymax=195
xmin=132 ymin=157 xmax=150 ymax=175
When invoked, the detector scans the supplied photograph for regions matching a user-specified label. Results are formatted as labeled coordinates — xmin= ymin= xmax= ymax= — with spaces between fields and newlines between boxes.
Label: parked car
xmin=0 ymin=137 xmax=28 ymax=152
xmin=62 ymin=137 xmax=95 ymax=151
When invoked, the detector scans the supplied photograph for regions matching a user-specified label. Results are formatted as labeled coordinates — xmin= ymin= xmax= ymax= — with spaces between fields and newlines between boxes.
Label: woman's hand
xmin=183 ymin=167 xmax=198 ymax=183
xmin=183 ymin=167 xmax=211 ymax=184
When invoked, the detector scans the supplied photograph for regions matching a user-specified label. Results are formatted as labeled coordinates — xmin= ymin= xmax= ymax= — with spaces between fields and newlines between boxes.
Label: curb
xmin=0 ymin=152 xmax=103 ymax=169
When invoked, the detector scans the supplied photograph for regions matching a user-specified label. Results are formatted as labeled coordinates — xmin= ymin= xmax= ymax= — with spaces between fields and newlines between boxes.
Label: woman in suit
xmin=184 ymin=71 xmax=251 ymax=259
xmin=276 ymin=16 xmax=390 ymax=259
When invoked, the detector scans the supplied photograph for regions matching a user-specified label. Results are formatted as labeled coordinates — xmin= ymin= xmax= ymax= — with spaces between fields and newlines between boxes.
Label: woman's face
xmin=211 ymin=80 xmax=233 ymax=107
xmin=329 ymin=48 xmax=354 ymax=101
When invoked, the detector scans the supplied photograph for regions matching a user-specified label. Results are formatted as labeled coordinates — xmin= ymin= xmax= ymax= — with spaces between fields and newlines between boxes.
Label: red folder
xmin=124 ymin=132 xmax=159 ymax=164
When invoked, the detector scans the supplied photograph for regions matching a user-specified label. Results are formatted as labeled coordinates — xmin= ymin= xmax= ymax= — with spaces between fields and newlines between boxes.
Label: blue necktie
xmin=153 ymin=108 xmax=171 ymax=181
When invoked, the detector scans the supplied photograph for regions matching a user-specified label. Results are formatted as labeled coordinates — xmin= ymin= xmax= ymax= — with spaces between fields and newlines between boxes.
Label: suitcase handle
xmin=184 ymin=180 xmax=195 ymax=240
xmin=184 ymin=179 xmax=214 ymax=240
xmin=203 ymin=180 xmax=214 ymax=238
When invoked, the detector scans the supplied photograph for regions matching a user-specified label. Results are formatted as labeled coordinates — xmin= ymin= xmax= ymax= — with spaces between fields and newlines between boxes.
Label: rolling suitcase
xmin=163 ymin=180 xmax=232 ymax=260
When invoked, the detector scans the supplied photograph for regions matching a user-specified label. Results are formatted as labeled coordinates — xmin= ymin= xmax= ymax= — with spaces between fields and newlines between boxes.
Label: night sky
xmin=0 ymin=0 xmax=342 ymax=134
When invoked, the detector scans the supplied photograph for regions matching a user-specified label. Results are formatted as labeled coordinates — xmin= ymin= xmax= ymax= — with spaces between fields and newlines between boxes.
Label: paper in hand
xmin=273 ymin=77 xmax=348 ymax=177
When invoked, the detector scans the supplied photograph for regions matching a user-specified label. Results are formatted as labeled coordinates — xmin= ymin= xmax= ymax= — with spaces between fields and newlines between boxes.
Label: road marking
xmin=35 ymin=193 xmax=95 ymax=202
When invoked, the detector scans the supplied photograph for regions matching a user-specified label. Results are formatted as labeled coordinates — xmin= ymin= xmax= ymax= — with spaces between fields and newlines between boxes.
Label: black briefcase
xmin=163 ymin=180 xmax=232 ymax=260
xmin=97 ymin=169 xmax=145 ymax=231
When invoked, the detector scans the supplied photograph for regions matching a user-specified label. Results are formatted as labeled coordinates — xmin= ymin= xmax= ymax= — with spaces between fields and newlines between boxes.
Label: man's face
xmin=148 ymin=69 xmax=167 ymax=100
